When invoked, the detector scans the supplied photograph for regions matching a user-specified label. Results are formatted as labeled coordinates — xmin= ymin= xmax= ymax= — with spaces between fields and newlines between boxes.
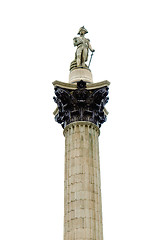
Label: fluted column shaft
xmin=63 ymin=121 xmax=103 ymax=240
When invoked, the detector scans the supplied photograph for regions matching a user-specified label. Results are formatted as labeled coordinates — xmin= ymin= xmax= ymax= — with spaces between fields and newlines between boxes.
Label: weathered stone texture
xmin=69 ymin=68 xmax=93 ymax=84
xmin=63 ymin=121 xmax=103 ymax=240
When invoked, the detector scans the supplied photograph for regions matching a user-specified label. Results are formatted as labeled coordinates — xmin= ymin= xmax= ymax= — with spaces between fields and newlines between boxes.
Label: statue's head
xmin=78 ymin=26 xmax=88 ymax=36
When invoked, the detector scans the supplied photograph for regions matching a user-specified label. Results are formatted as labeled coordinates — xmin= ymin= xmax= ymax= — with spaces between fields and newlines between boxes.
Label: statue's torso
xmin=74 ymin=36 xmax=89 ymax=49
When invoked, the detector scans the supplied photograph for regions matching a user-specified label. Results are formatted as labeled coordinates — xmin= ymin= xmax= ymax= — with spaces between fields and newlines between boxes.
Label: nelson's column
xmin=53 ymin=26 xmax=110 ymax=240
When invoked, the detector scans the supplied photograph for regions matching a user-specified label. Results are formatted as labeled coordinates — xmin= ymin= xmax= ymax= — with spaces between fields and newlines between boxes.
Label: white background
xmin=0 ymin=0 xmax=160 ymax=239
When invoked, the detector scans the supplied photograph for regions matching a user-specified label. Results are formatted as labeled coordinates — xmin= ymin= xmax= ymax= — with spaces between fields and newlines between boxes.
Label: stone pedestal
xmin=63 ymin=121 xmax=103 ymax=239
xmin=69 ymin=68 xmax=93 ymax=84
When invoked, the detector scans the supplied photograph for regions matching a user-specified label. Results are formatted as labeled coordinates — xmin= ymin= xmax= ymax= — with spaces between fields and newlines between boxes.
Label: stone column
xmin=63 ymin=121 xmax=103 ymax=240
xmin=53 ymin=75 xmax=110 ymax=240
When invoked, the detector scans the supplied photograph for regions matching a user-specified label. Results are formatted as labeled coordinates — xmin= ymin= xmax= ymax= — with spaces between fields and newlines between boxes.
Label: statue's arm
xmin=88 ymin=39 xmax=95 ymax=52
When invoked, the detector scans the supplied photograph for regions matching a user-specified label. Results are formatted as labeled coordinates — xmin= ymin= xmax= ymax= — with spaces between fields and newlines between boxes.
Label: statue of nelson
xmin=73 ymin=26 xmax=95 ymax=67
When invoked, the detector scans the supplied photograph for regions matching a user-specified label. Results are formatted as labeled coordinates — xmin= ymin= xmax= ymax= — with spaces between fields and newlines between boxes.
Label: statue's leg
xmin=82 ymin=48 xmax=87 ymax=67
xmin=81 ymin=51 xmax=85 ymax=67
xmin=77 ymin=47 xmax=82 ymax=67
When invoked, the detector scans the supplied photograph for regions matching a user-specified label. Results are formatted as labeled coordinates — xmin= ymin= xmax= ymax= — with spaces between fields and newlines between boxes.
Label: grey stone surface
xmin=69 ymin=68 xmax=93 ymax=84
xmin=63 ymin=121 xmax=103 ymax=240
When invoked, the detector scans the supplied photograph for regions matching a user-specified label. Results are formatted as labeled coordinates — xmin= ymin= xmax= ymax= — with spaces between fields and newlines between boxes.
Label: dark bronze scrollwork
xmin=53 ymin=80 xmax=109 ymax=128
